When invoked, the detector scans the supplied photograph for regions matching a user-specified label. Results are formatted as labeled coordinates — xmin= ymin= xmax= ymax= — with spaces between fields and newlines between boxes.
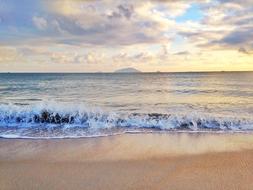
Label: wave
xmin=0 ymin=103 xmax=252 ymax=139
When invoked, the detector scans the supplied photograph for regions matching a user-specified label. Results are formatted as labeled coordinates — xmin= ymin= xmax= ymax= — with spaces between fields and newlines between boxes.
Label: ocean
xmin=0 ymin=72 xmax=253 ymax=138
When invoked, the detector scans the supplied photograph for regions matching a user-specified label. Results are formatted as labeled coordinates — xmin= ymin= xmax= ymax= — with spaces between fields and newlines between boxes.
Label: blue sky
xmin=176 ymin=4 xmax=203 ymax=23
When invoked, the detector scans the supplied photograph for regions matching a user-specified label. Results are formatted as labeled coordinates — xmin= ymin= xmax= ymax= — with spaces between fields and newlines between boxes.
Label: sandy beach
xmin=1 ymin=133 xmax=253 ymax=190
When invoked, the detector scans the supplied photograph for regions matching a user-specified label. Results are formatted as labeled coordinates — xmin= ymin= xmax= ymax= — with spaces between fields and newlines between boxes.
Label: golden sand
xmin=1 ymin=133 xmax=253 ymax=190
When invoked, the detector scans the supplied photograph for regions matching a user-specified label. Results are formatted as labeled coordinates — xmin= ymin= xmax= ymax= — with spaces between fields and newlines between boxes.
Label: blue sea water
xmin=0 ymin=72 xmax=253 ymax=138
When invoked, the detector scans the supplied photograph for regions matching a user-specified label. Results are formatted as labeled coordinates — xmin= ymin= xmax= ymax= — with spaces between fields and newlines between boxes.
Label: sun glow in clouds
xmin=0 ymin=0 xmax=252 ymax=72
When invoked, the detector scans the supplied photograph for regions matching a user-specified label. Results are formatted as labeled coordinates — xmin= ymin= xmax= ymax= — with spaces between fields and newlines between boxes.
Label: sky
xmin=0 ymin=0 xmax=252 ymax=72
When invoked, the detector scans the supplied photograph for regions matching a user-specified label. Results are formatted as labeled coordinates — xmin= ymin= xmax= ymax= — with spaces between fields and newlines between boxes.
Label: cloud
xmin=112 ymin=4 xmax=135 ymax=19
xmin=2 ymin=0 xmax=252 ymax=47
xmin=238 ymin=47 xmax=250 ymax=54
xmin=218 ymin=28 xmax=253 ymax=47
xmin=1 ymin=0 xmax=253 ymax=72
xmin=0 ymin=46 xmax=23 ymax=63
xmin=0 ymin=0 xmax=179 ymax=46
xmin=50 ymin=50 xmax=106 ymax=64
xmin=33 ymin=16 xmax=48 ymax=30
xmin=217 ymin=0 xmax=253 ymax=6
xmin=175 ymin=0 xmax=253 ymax=53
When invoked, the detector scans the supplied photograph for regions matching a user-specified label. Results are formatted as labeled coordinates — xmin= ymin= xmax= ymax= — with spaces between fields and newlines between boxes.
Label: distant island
xmin=114 ymin=67 xmax=141 ymax=73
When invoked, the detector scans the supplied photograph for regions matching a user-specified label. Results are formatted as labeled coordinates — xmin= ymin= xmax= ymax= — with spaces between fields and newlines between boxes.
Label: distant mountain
xmin=114 ymin=67 xmax=141 ymax=73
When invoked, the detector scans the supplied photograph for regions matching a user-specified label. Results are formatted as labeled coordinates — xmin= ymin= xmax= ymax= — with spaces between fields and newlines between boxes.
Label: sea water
xmin=0 ymin=72 xmax=253 ymax=138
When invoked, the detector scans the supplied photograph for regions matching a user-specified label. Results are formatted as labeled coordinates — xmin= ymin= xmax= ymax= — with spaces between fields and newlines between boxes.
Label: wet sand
xmin=1 ymin=133 xmax=253 ymax=190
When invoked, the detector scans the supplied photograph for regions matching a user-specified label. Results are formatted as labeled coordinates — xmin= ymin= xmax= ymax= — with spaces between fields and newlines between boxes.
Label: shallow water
xmin=0 ymin=72 xmax=253 ymax=138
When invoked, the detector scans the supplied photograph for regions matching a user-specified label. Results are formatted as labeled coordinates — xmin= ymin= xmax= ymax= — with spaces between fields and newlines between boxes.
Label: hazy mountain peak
xmin=114 ymin=67 xmax=141 ymax=73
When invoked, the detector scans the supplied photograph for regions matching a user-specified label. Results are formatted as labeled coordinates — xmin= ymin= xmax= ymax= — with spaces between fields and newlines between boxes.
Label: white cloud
xmin=32 ymin=16 xmax=48 ymax=30
xmin=1 ymin=0 xmax=253 ymax=72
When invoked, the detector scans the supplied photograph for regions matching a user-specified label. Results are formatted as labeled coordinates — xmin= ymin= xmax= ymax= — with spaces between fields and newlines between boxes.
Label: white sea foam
xmin=0 ymin=102 xmax=252 ymax=139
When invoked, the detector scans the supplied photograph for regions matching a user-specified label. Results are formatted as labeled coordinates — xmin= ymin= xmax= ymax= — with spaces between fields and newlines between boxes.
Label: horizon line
xmin=1 ymin=70 xmax=253 ymax=74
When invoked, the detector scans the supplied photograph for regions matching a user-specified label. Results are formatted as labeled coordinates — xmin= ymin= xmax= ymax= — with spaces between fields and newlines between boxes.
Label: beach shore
xmin=1 ymin=133 xmax=253 ymax=190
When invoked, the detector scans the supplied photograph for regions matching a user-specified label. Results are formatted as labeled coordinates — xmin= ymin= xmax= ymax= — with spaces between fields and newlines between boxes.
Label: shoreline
xmin=1 ymin=133 xmax=253 ymax=190
xmin=1 ymin=130 xmax=253 ymax=140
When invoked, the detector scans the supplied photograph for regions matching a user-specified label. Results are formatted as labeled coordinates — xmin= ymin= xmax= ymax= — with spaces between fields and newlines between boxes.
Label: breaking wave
xmin=0 ymin=103 xmax=252 ymax=139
